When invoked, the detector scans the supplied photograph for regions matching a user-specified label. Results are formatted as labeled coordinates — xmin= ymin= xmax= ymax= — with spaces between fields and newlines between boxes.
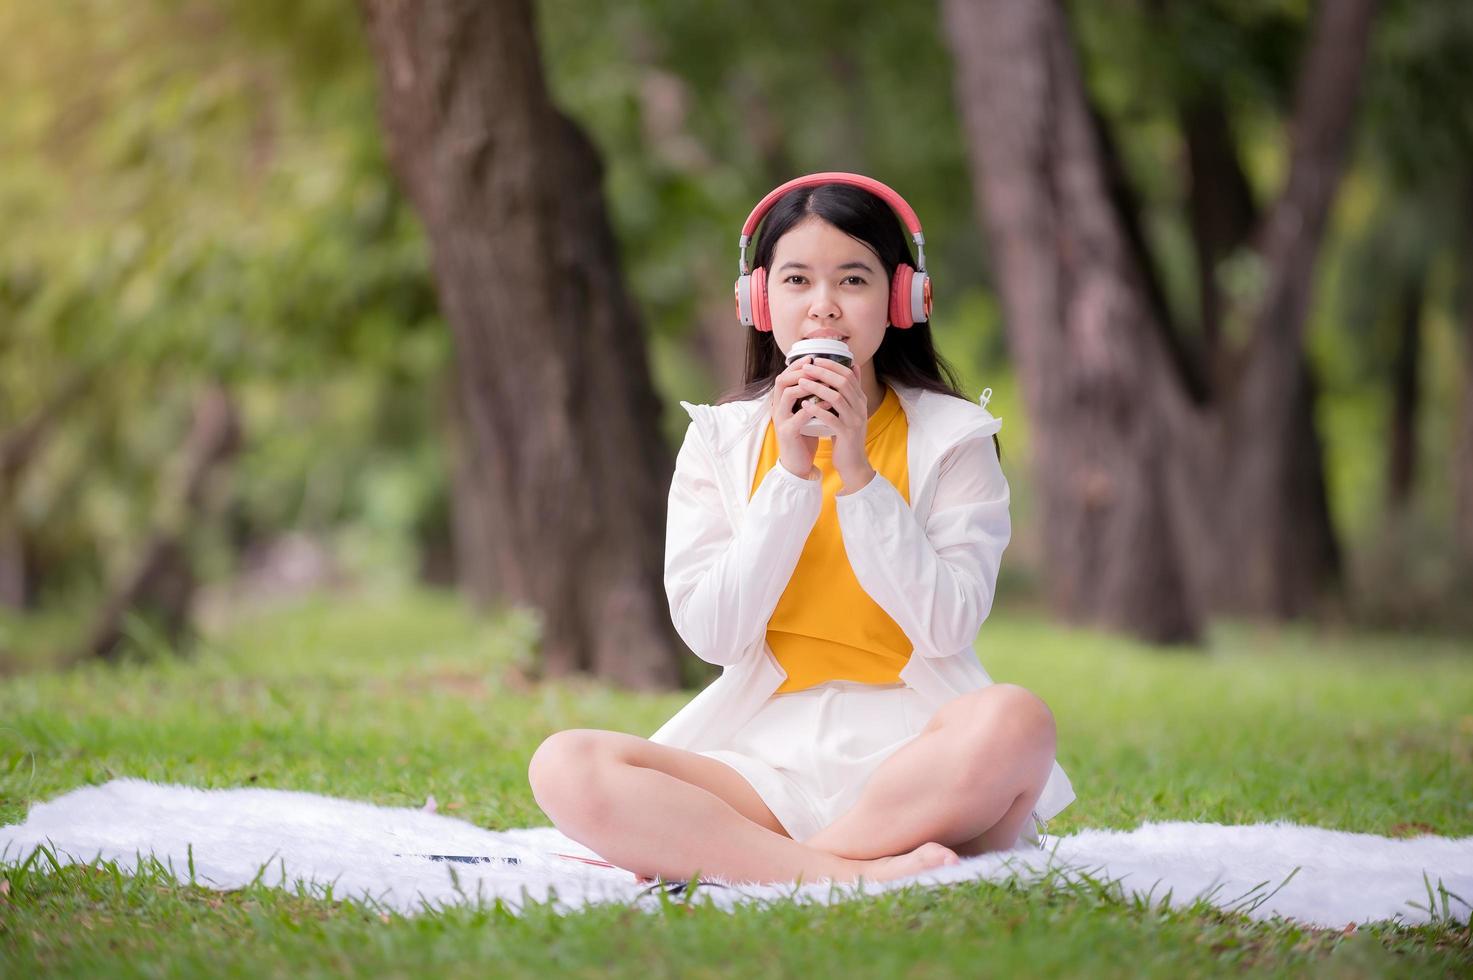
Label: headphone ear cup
xmin=889 ymin=264 xmax=916 ymax=329
xmin=734 ymin=274 xmax=751 ymax=327
xmin=752 ymin=266 xmax=772 ymax=332
xmin=914 ymin=270 xmax=932 ymax=324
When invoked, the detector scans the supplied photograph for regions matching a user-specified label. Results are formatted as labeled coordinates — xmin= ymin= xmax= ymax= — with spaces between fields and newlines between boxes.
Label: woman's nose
xmin=808 ymin=291 xmax=840 ymax=319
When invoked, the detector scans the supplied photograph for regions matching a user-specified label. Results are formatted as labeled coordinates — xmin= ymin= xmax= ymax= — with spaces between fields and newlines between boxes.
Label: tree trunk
xmin=1175 ymin=66 xmax=1350 ymax=618
xmin=1090 ymin=100 xmax=1207 ymax=405
xmin=0 ymin=520 xmax=31 ymax=610
xmin=945 ymin=0 xmax=1370 ymax=636
xmin=1387 ymin=275 xmax=1424 ymax=512
xmin=1455 ymin=189 xmax=1473 ymax=573
xmin=942 ymin=0 xmax=1202 ymax=644
xmin=0 ymin=368 xmax=94 ymax=609
xmin=1457 ymin=316 xmax=1473 ymax=571
xmin=442 ymin=366 xmax=503 ymax=605
xmin=1206 ymin=0 xmax=1376 ymax=617
xmin=85 ymin=385 xmax=240 ymax=661
xmin=1181 ymin=90 xmax=1258 ymax=388
xmin=359 ymin=0 xmax=682 ymax=690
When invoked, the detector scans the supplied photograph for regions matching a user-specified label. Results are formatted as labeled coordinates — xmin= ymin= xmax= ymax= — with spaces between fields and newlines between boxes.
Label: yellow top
xmin=751 ymin=385 xmax=913 ymax=694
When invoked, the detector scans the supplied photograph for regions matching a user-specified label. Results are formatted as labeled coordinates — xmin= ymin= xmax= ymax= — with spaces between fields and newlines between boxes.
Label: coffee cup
xmin=786 ymin=338 xmax=854 ymax=437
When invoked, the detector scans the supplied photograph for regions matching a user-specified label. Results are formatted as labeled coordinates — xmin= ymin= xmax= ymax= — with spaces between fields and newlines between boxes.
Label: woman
xmin=529 ymin=173 xmax=1075 ymax=887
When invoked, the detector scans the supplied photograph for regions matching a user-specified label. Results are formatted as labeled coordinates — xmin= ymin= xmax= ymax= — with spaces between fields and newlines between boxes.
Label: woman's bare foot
xmin=844 ymin=841 xmax=961 ymax=883
xmin=629 ymin=842 xmax=960 ymax=887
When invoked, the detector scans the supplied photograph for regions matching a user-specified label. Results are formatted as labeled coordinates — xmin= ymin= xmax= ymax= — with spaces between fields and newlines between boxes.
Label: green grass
xmin=2 ymin=588 xmax=1470 ymax=976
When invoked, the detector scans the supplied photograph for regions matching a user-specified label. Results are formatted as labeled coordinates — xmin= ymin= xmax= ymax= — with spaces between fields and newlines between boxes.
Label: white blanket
xmin=2 ymin=779 xmax=1468 ymax=929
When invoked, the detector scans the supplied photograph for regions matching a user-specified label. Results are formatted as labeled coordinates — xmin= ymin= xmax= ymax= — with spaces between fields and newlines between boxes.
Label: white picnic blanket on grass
xmin=2 ymin=779 xmax=1468 ymax=929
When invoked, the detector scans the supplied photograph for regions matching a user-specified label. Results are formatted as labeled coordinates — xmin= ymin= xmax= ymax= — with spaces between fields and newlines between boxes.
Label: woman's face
xmin=766 ymin=215 xmax=890 ymax=373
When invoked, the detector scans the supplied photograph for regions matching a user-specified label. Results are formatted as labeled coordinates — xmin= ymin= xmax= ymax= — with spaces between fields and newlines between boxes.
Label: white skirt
xmin=696 ymin=678 xmax=933 ymax=843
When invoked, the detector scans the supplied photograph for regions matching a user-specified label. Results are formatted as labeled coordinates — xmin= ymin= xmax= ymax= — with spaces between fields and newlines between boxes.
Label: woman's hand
xmin=795 ymin=358 xmax=875 ymax=492
xmin=770 ymin=356 xmax=826 ymax=479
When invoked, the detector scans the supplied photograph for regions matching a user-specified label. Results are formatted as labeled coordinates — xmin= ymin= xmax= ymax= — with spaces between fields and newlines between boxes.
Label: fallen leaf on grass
xmin=1387 ymin=822 xmax=1438 ymax=838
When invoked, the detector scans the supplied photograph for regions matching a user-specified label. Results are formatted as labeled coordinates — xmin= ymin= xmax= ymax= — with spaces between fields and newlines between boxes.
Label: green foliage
xmin=2 ymin=0 xmax=1470 ymax=625
xmin=0 ymin=0 xmax=448 ymax=603
xmin=538 ymin=0 xmax=997 ymax=380
xmin=1316 ymin=0 xmax=1473 ymax=562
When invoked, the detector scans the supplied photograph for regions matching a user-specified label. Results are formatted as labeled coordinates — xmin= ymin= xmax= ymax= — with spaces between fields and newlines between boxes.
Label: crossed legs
xmin=527 ymin=683 xmax=1056 ymax=884
xmin=528 ymin=725 xmax=956 ymax=885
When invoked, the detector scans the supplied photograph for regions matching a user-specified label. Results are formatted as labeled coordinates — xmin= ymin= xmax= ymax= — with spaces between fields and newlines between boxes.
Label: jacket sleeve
xmin=835 ymin=432 xmax=1011 ymax=658
xmin=664 ymin=422 xmax=823 ymax=667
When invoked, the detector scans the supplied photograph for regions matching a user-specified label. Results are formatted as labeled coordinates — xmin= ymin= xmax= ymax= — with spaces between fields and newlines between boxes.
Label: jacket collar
xmin=677 ymin=381 xmax=1002 ymax=521
xmin=678 ymin=382 xmax=998 ymax=462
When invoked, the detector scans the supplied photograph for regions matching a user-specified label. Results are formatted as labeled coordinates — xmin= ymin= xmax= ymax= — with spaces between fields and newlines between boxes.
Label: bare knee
xmin=939 ymin=684 xmax=1057 ymax=754
xmin=987 ymin=684 xmax=1057 ymax=745
xmin=528 ymin=729 xmax=617 ymax=816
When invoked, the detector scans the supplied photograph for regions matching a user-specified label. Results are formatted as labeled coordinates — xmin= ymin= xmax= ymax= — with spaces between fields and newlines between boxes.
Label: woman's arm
xmin=664 ymin=423 xmax=823 ymax=667
xmin=834 ymin=433 xmax=1011 ymax=658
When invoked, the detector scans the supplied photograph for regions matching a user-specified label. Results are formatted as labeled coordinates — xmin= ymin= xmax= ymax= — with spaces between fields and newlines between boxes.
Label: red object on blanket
xmin=552 ymin=851 xmax=615 ymax=868
xmin=553 ymin=851 xmax=660 ymax=884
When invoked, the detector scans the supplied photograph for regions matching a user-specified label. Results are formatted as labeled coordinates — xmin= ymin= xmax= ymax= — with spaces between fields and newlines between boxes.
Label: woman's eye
xmin=783 ymin=275 xmax=867 ymax=285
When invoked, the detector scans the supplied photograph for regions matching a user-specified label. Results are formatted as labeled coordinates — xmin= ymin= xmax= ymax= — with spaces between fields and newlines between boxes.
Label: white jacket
xmin=648 ymin=381 xmax=1076 ymax=834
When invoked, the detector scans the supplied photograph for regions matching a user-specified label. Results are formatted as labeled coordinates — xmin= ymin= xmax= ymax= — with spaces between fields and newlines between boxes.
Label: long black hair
xmin=716 ymin=181 xmax=1000 ymax=457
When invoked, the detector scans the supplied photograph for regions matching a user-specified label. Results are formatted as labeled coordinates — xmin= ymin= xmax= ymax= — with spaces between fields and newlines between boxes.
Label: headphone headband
xmin=737 ymin=171 xmax=927 ymax=275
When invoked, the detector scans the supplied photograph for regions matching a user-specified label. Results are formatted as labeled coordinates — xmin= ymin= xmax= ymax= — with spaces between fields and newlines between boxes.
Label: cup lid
xmin=787 ymin=338 xmax=853 ymax=361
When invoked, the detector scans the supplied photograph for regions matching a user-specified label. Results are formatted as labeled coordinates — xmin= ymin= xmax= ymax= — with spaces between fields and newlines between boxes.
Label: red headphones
xmin=733 ymin=172 xmax=933 ymax=333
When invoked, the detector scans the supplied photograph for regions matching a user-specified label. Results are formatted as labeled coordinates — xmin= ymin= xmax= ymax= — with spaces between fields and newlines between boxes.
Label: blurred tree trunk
xmin=1208 ymin=0 xmax=1372 ymax=617
xmin=1458 ymin=318 xmax=1473 ymax=570
xmin=0 ymin=523 xmax=30 ymax=610
xmin=1178 ymin=78 xmax=1345 ymax=618
xmin=441 ymin=366 xmax=502 ymax=603
xmin=359 ymin=0 xmax=681 ymax=690
xmin=942 ymin=0 xmax=1202 ymax=643
xmin=85 ymin=385 xmax=240 ymax=661
xmin=0 ymin=369 xmax=93 ymax=609
xmin=1091 ymin=100 xmax=1208 ymax=405
xmin=1386 ymin=275 xmax=1424 ymax=512
xmin=944 ymin=0 xmax=1370 ymax=636
xmin=1181 ymin=90 xmax=1257 ymax=392
xmin=1456 ymin=189 xmax=1473 ymax=572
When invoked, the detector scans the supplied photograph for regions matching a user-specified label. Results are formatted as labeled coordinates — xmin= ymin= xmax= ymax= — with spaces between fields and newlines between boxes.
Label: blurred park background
xmin=2 ymin=0 xmax=1471 ymax=678
xmin=4 ymin=0 xmax=1473 ymax=971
